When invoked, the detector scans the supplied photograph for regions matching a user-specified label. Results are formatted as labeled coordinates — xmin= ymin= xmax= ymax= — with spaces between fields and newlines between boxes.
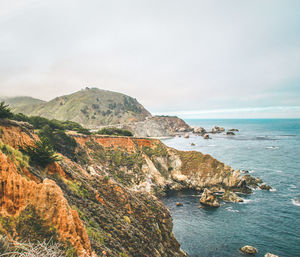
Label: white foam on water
xmin=225 ymin=207 xmax=240 ymax=213
xmin=239 ymin=199 xmax=253 ymax=204
xmin=266 ymin=146 xmax=279 ymax=149
xmin=292 ymin=199 xmax=300 ymax=207
xmin=270 ymin=188 xmax=277 ymax=192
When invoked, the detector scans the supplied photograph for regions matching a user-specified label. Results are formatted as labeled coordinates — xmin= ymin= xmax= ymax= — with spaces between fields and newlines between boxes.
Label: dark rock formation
xmin=200 ymin=188 xmax=220 ymax=207
xmin=260 ymin=184 xmax=272 ymax=190
xmin=226 ymin=131 xmax=235 ymax=135
xmin=222 ymin=190 xmax=243 ymax=202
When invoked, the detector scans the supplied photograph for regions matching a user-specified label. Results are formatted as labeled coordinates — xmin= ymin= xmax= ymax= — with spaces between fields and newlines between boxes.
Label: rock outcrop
xmin=199 ymin=188 xmax=220 ymax=207
xmin=104 ymin=115 xmax=191 ymax=138
xmin=240 ymin=245 xmax=258 ymax=254
xmin=222 ymin=190 xmax=243 ymax=202
xmin=265 ymin=253 xmax=279 ymax=257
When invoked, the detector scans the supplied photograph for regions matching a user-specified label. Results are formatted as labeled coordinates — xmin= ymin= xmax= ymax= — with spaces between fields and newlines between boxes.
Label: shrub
xmin=0 ymin=102 xmax=13 ymax=119
xmin=96 ymin=127 xmax=133 ymax=137
xmin=19 ymin=137 xmax=60 ymax=167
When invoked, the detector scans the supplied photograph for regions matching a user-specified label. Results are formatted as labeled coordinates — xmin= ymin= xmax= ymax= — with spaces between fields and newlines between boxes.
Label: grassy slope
xmin=0 ymin=96 xmax=45 ymax=114
xmin=2 ymin=88 xmax=151 ymax=127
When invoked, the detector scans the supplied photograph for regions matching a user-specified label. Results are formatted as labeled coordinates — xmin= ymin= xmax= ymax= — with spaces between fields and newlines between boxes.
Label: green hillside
xmin=0 ymin=96 xmax=45 ymax=114
xmin=2 ymin=88 xmax=151 ymax=127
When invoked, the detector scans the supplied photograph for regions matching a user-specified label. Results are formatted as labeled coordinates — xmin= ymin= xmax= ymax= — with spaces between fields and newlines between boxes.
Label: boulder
xmin=229 ymin=128 xmax=239 ymax=132
xmin=178 ymin=127 xmax=187 ymax=132
xmin=176 ymin=202 xmax=183 ymax=207
xmin=184 ymin=133 xmax=189 ymax=138
xmin=260 ymin=184 xmax=272 ymax=190
xmin=193 ymin=127 xmax=206 ymax=133
xmin=226 ymin=131 xmax=235 ymax=135
xmin=265 ymin=253 xmax=278 ymax=257
xmin=240 ymin=245 xmax=258 ymax=254
xmin=219 ymin=127 xmax=225 ymax=132
xmin=222 ymin=190 xmax=243 ymax=202
xmin=191 ymin=143 xmax=195 ymax=146
xmin=203 ymin=134 xmax=210 ymax=139
xmin=243 ymin=175 xmax=262 ymax=188
xmin=200 ymin=188 xmax=220 ymax=207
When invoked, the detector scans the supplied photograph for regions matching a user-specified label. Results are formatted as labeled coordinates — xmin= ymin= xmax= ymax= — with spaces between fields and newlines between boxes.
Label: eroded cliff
xmin=0 ymin=119 xmax=255 ymax=256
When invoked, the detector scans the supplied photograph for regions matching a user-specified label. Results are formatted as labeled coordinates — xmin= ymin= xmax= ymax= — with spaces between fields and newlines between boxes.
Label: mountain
xmin=3 ymin=88 xmax=151 ymax=127
xmin=0 ymin=118 xmax=261 ymax=256
xmin=0 ymin=96 xmax=45 ymax=114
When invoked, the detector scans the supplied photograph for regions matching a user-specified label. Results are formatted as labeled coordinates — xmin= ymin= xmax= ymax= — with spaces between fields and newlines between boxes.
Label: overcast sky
xmin=0 ymin=0 xmax=299 ymax=118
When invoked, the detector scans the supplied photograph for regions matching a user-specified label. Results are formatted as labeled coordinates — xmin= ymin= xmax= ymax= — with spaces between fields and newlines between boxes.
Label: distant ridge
xmin=2 ymin=88 xmax=151 ymax=127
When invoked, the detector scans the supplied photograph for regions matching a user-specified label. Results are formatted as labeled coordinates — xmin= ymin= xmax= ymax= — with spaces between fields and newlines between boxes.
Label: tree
xmin=19 ymin=137 xmax=61 ymax=167
xmin=0 ymin=102 xmax=13 ymax=119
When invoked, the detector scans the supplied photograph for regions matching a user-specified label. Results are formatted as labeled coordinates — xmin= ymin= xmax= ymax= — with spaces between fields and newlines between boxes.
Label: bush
xmin=0 ymin=102 xmax=13 ymax=119
xmin=19 ymin=137 xmax=60 ymax=167
xmin=96 ymin=127 xmax=133 ymax=137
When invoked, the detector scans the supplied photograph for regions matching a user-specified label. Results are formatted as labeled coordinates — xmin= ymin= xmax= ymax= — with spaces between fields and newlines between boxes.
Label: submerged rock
xmin=226 ymin=131 xmax=235 ymax=135
xmin=265 ymin=253 xmax=278 ymax=257
xmin=176 ymin=202 xmax=183 ymax=207
xmin=240 ymin=245 xmax=258 ymax=254
xmin=200 ymin=188 xmax=220 ymax=207
xmin=191 ymin=143 xmax=195 ymax=146
xmin=260 ymin=184 xmax=272 ymax=190
xmin=222 ymin=190 xmax=243 ymax=202
xmin=229 ymin=128 xmax=239 ymax=132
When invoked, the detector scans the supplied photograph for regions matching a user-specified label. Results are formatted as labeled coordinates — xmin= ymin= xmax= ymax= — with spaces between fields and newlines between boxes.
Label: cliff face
xmin=73 ymin=134 xmax=245 ymax=195
xmin=0 ymin=120 xmax=186 ymax=256
xmin=0 ymin=119 xmax=251 ymax=256
xmin=103 ymin=115 xmax=191 ymax=137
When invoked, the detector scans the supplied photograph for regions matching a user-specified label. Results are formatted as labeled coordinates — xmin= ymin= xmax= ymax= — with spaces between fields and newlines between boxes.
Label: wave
xmin=270 ymin=188 xmax=277 ymax=192
xmin=292 ymin=198 xmax=300 ymax=207
xmin=266 ymin=146 xmax=279 ymax=149
xmin=239 ymin=199 xmax=253 ymax=204
xmin=225 ymin=207 xmax=240 ymax=213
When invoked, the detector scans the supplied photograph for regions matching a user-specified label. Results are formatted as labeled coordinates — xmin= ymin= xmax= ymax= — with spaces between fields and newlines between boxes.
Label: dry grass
xmin=0 ymin=238 xmax=64 ymax=257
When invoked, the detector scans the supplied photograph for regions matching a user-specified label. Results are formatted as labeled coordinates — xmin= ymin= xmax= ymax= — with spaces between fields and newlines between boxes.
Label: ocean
xmin=162 ymin=119 xmax=300 ymax=257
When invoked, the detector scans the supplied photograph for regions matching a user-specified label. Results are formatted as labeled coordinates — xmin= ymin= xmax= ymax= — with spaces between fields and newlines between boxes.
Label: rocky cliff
xmin=105 ymin=115 xmax=191 ymax=138
xmin=0 ymin=119 xmax=256 ymax=256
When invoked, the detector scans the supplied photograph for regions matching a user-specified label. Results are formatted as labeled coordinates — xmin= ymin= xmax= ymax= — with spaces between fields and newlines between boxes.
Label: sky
xmin=0 ymin=0 xmax=299 ymax=119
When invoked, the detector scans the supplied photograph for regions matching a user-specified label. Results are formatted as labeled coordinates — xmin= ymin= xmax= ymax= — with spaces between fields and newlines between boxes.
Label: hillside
xmin=0 ymin=96 xmax=45 ymax=114
xmin=3 ymin=88 xmax=151 ymax=127
xmin=0 ymin=118 xmax=262 ymax=256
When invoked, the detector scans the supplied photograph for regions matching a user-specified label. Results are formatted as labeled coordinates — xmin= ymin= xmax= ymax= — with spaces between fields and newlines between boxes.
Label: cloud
xmin=0 ymin=0 xmax=299 ymax=118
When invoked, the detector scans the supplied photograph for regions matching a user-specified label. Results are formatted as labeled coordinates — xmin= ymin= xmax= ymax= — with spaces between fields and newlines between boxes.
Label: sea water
xmin=162 ymin=119 xmax=300 ymax=257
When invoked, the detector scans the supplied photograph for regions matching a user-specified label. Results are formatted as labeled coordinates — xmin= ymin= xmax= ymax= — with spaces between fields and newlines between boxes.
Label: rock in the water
xmin=265 ymin=253 xmax=278 ymax=257
xmin=240 ymin=245 xmax=258 ymax=254
xmin=260 ymin=184 xmax=272 ymax=190
xmin=241 ymin=170 xmax=249 ymax=174
xmin=203 ymin=134 xmax=210 ymax=139
xmin=243 ymin=175 xmax=263 ymax=189
xmin=222 ymin=190 xmax=243 ymax=202
xmin=191 ymin=143 xmax=195 ymax=146
xmin=226 ymin=131 xmax=235 ymax=135
xmin=184 ymin=133 xmax=189 ymax=138
xmin=176 ymin=202 xmax=183 ymax=207
xmin=200 ymin=188 xmax=220 ymax=207
xmin=193 ymin=127 xmax=206 ymax=133
xmin=229 ymin=128 xmax=239 ymax=132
